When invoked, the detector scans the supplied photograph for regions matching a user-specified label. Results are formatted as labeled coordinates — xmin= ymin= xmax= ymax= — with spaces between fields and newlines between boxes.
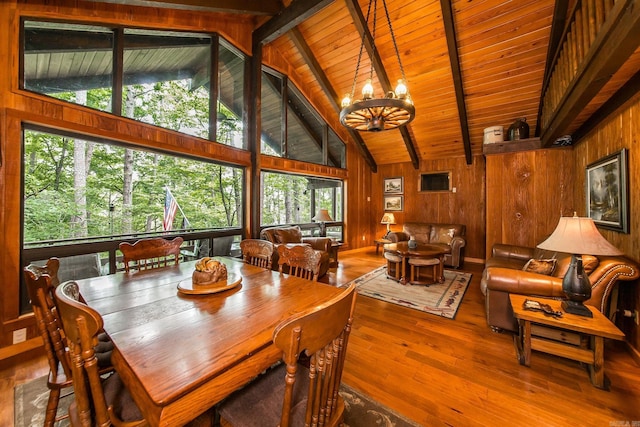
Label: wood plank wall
xmin=373 ymin=156 xmax=487 ymax=263
xmin=572 ymin=92 xmax=640 ymax=355
xmin=485 ymin=147 xmax=576 ymax=256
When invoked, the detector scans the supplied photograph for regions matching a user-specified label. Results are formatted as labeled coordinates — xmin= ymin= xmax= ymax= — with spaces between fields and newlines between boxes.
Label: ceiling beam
xmin=254 ymin=0 xmax=335 ymax=45
xmin=345 ymin=0 xmax=420 ymax=169
xmin=541 ymin=0 xmax=640 ymax=146
xmin=440 ymin=0 xmax=472 ymax=165
xmin=535 ymin=0 xmax=570 ymax=138
xmin=87 ymin=0 xmax=281 ymax=15
xmin=289 ymin=27 xmax=377 ymax=172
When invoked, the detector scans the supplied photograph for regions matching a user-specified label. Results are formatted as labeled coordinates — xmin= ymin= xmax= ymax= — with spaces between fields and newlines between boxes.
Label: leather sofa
xmin=387 ymin=222 xmax=466 ymax=268
xmin=259 ymin=225 xmax=331 ymax=277
xmin=480 ymin=243 xmax=640 ymax=332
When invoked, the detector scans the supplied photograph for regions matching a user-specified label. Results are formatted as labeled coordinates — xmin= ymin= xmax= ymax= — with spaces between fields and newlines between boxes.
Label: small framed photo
xmin=586 ymin=148 xmax=629 ymax=233
xmin=383 ymin=195 xmax=403 ymax=212
xmin=384 ymin=177 xmax=403 ymax=194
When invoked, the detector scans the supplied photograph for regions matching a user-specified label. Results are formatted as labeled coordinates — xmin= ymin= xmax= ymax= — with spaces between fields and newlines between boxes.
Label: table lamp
xmin=380 ymin=213 xmax=396 ymax=238
xmin=537 ymin=213 xmax=623 ymax=317
xmin=312 ymin=209 xmax=333 ymax=237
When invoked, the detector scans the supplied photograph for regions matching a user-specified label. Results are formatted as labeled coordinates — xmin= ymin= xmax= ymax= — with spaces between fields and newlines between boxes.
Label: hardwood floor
xmin=2 ymin=247 xmax=640 ymax=426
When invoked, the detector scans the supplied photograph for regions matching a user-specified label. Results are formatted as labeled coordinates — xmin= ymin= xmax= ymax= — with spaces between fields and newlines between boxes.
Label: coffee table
xmin=509 ymin=294 xmax=624 ymax=389
xmin=383 ymin=241 xmax=447 ymax=284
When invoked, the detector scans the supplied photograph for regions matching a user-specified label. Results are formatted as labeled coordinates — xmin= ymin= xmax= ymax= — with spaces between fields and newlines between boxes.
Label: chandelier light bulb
xmin=395 ymin=79 xmax=408 ymax=99
xmin=362 ymin=79 xmax=374 ymax=99
xmin=341 ymin=94 xmax=352 ymax=108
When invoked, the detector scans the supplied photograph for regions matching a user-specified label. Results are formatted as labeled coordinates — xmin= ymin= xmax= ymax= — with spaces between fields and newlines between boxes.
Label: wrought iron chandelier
xmin=340 ymin=0 xmax=415 ymax=132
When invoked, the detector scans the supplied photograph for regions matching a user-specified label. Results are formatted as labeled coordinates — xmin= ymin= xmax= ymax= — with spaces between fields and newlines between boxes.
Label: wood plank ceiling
xmin=91 ymin=0 xmax=640 ymax=169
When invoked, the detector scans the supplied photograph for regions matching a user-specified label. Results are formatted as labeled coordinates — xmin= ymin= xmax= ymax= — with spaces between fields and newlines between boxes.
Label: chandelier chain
xmin=349 ymin=0 xmax=374 ymax=100
xmin=383 ymin=0 xmax=407 ymax=83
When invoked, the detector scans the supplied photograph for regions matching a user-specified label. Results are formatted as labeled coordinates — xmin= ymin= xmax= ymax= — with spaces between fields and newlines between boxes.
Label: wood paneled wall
xmin=372 ymin=156 xmax=487 ymax=262
xmin=485 ymin=147 xmax=576 ymax=256
xmin=572 ymin=92 xmax=640 ymax=354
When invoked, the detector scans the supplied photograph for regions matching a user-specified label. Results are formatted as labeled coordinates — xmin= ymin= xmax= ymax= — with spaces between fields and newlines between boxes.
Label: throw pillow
xmin=523 ymin=258 xmax=557 ymax=275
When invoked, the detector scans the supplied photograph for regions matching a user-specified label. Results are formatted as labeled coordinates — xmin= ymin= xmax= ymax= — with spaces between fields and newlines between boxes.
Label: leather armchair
xmin=260 ymin=225 xmax=331 ymax=277
xmin=387 ymin=222 xmax=466 ymax=268
xmin=480 ymin=243 xmax=640 ymax=332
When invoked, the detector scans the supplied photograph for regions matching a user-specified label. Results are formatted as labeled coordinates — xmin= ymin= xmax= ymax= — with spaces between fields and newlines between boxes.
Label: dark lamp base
xmin=561 ymin=300 xmax=593 ymax=318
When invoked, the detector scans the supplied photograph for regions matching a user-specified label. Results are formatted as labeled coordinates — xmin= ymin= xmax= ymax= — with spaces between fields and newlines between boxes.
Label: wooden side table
xmin=509 ymin=294 xmax=624 ymax=389
xmin=328 ymin=241 xmax=343 ymax=268
xmin=374 ymin=238 xmax=391 ymax=255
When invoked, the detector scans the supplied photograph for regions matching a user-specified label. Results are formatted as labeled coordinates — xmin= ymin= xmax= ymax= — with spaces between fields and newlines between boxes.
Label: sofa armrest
xmin=302 ymin=237 xmax=331 ymax=252
xmin=484 ymin=267 xmax=565 ymax=297
xmin=451 ymin=236 xmax=466 ymax=251
xmin=387 ymin=231 xmax=408 ymax=243
xmin=491 ymin=244 xmax=535 ymax=262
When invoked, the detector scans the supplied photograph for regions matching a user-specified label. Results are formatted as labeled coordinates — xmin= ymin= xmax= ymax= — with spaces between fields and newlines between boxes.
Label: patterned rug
xmin=15 ymin=377 xmax=421 ymax=427
xmin=347 ymin=265 xmax=472 ymax=319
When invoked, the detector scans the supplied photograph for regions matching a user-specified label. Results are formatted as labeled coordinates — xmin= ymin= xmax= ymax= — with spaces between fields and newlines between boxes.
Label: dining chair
xmin=24 ymin=259 xmax=115 ymax=427
xmin=277 ymin=244 xmax=323 ymax=281
xmin=54 ymin=281 xmax=147 ymax=427
xmin=216 ymin=282 xmax=357 ymax=427
xmin=240 ymin=239 xmax=274 ymax=269
xmin=23 ymin=258 xmax=70 ymax=427
xmin=119 ymin=236 xmax=184 ymax=272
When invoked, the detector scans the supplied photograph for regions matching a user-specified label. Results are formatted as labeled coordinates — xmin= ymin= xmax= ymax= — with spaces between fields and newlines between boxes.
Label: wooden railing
xmin=540 ymin=0 xmax=640 ymax=144
xmin=541 ymin=0 xmax=616 ymax=129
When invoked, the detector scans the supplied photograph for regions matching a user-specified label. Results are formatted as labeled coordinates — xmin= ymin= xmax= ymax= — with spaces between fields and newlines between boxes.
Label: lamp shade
xmin=380 ymin=213 xmax=396 ymax=225
xmin=312 ymin=209 xmax=333 ymax=222
xmin=537 ymin=215 xmax=623 ymax=256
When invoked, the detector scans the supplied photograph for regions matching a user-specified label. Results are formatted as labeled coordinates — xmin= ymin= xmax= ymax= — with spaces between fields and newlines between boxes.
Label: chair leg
xmin=45 ymin=389 xmax=61 ymax=427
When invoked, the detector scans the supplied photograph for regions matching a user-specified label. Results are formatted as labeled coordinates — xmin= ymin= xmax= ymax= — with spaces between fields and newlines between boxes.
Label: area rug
xmin=15 ymin=377 xmax=421 ymax=427
xmin=347 ymin=265 xmax=472 ymax=319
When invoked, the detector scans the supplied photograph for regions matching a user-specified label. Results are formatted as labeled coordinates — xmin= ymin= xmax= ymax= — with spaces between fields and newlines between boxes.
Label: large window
xmin=260 ymin=68 xmax=346 ymax=168
xmin=22 ymin=21 xmax=245 ymax=148
xmin=23 ymin=128 xmax=243 ymax=243
xmin=261 ymin=171 xmax=343 ymax=239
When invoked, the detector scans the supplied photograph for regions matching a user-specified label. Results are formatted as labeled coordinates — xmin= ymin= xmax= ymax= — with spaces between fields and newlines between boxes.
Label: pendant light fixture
xmin=340 ymin=0 xmax=415 ymax=132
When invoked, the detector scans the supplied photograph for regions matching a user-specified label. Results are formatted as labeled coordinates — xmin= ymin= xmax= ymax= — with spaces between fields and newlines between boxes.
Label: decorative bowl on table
xmin=192 ymin=257 xmax=228 ymax=285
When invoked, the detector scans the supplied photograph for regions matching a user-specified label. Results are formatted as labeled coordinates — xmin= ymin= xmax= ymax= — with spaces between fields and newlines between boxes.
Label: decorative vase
xmin=507 ymin=118 xmax=530 ymax=141
xmin=408 ymin=237 xmax=418 ymax=249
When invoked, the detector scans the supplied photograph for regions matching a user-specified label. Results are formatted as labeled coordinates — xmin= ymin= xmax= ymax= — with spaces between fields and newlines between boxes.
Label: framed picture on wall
xmin=383 ymin=195 xmax=403 ymax=212
xmin=383 ymin=177 xmax=403 ymax=194
xmin=586 ymin=148 xmax=629 ymax=233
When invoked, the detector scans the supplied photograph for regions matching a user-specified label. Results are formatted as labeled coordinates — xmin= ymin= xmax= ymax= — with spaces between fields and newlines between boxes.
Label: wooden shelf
xmin=483 ymin=137 xmax=541 ymax=155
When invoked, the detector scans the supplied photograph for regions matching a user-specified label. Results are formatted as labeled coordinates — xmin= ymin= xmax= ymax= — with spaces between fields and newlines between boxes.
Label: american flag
xmin=163 ymin=188 xmax=178 ymax=231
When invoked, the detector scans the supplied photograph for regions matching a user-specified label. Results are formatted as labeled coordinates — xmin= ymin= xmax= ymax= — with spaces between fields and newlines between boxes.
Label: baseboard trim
xmin=464 ymin=257 xmax=485 ymax=265
xmin=0 ymin=338 xmax=42 ymax=362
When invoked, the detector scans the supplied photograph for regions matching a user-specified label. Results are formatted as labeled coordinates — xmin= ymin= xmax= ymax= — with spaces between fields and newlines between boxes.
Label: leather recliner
xmin=480 ymin=243 xmax=640 ymax=332
xmin=260 ymin=225 xmax=331 ymax=277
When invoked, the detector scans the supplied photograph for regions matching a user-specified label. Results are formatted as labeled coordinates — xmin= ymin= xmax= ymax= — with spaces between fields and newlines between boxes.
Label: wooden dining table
xmin=74 ymin=257 xmax=344 ymax=426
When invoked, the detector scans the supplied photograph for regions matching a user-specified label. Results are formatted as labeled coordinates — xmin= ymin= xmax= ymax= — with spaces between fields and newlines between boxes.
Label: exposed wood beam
xmin=572 ymin=69 xmax=640 ymax=143
xmin=87 ymin=0 xmax=281 ymax=15
xmin=289 ymin=27 xmax=377 ymax=172
xmin=440 ymin=0 xmax=472 ymax=165
xmin=541 ymin=0 xmax=640 ymax=146
xmin=345 ymin=0 xmax=419 ymax=169
xmin=535 ymin=0 xmax=570 ymax=138
xmin=255 ymin=0 xmax=335 ymax=45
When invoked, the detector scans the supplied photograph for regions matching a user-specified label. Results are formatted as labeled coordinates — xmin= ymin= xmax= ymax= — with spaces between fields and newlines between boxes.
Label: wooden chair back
xmin=277 ymin=244 xmax=322 ymax=281
xmin=273 ymin=283 xmax=357 ymax=427
xmin=240 ymin=239 xmax=274 ymax=269
xmin=119 ymin=236 xmax=183 ymax=272
xmin=55 ymin=281 xmax=145 ymax=427
xmin=23 ymin=258 xmax=72 ymax=427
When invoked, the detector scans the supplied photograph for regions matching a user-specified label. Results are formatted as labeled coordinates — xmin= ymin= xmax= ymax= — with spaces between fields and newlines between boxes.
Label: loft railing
xmin=540 ymin=0 xmax=640 ymax=145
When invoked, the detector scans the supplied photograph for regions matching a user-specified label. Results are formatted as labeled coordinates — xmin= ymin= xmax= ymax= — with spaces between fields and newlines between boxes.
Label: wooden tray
xmin=177 ymin=273 xmax=242 ymax=295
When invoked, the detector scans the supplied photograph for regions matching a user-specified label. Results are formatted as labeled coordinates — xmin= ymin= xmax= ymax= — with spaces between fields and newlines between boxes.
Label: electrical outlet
xmin=13 ymin=328 xmax=27 ymax=344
